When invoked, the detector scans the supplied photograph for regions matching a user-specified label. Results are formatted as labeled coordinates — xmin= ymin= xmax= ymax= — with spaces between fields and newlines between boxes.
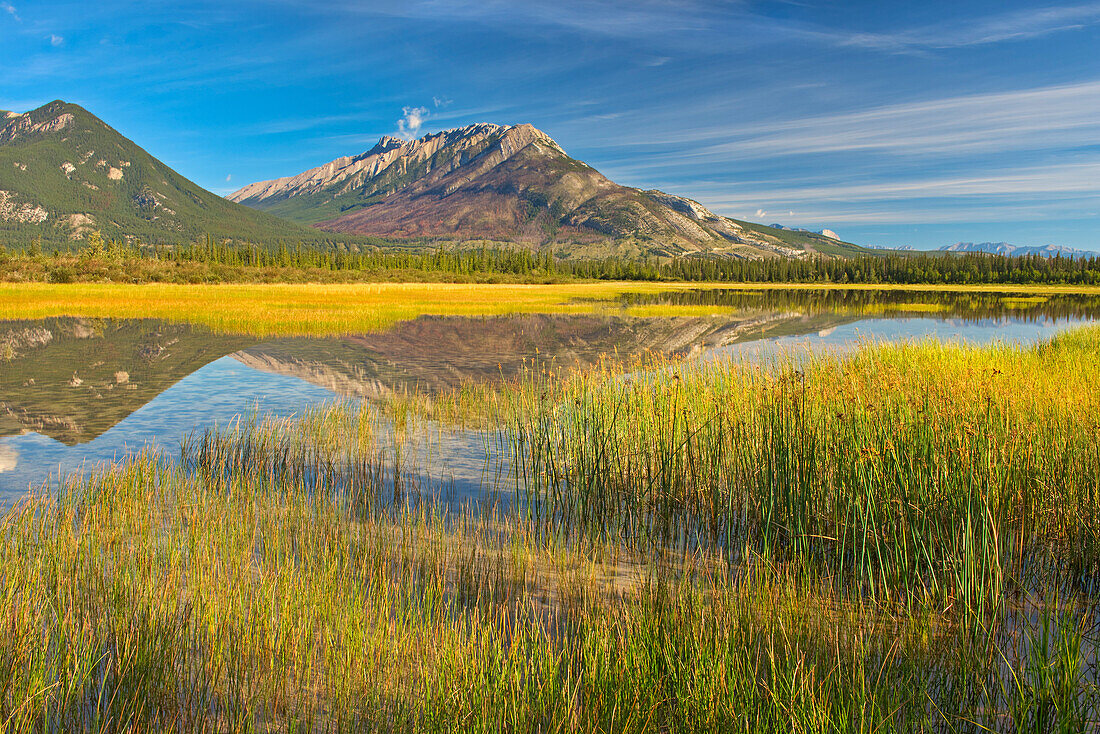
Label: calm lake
xmin=1 ymin=287 xmax=1097 ymax=502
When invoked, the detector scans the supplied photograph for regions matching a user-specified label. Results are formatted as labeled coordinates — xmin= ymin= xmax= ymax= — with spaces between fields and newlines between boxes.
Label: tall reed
xmin=0 ymin=329 xmax=1096 ymax=730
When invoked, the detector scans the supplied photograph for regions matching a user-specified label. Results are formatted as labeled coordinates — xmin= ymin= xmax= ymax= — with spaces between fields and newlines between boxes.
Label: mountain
xmin=230 ymin=123 xmax=874 ymax=259
xmin=0 ymin=100 xmax=356 ymax=247
xmin=938 ymin=242 xmax=1097 ymax=259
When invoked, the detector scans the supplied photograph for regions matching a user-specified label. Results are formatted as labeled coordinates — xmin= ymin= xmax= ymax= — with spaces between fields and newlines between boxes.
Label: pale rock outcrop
xmin=64 ymin=213 xmax=96 ymax=239
xmin=0 ymin=191 xmax=48 ymax=224
xmin=0 ymin=112 xmax=74 ymax=144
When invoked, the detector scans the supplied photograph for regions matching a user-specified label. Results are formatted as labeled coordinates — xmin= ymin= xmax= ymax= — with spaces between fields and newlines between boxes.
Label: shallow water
xmin=1 ymin=287 xmax=1097 ymax=502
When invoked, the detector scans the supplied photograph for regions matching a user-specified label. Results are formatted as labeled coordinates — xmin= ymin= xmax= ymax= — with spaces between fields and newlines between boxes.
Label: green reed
xmin=0 ymin=329 xmax=1096 ymax=730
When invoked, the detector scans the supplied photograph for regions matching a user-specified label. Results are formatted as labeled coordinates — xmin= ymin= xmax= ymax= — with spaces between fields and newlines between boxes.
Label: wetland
xmin=0 ymin=283 xmax=1098 ymax=731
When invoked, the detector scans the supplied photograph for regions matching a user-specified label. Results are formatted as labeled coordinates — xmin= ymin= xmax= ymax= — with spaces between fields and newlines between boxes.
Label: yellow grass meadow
xmin=3 ymin=281 xmax=1100 ymax=336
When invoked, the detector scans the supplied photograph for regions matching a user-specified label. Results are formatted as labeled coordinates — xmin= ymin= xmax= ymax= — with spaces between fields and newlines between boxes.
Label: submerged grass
xmin=0 ymin=328 xmax=1098 ymax=730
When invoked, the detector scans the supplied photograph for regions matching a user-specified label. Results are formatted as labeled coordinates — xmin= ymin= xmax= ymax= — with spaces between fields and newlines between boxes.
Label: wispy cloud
xmin=297 ymin=0 xmax=720 ymax=38
xmin=396 ymin=105 xmax=429 ymax=139
xmin=247 ymin=110 xmax=379 ymax=135
xmin=825 ymin=3 xmax=1100 ymax=52
xmin=591 ymin=77 xmax=1100 ymax=229
xmin=732 ymin=203 xmax=1099 ymax=226
xmin=605 ymin=80 xmax=1100 ymax=164
xmin=277 ymin=0 xmax=1100 ymax=55
xmin=669 ymin=160 xmax=1100 ymax=229
xmin=4 ymin=0 xmax=1095 ymax=247
xmin=692 ymin=162 xmax=1100 ymax=206
xmin=49 ymin=34 xmax=64 ymax=46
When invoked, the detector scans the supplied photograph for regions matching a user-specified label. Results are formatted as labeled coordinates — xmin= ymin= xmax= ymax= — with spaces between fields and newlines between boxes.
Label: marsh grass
xmin=3 ymin=281 xmax=1100 ymax=337
xmin=0 ymin=282 xmax=713 ymax=337
xmin=0 ymin=329 xmax=1098 ymax=730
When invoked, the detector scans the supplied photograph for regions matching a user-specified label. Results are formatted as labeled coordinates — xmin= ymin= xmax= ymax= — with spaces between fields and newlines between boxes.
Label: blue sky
xmin=2 ymin=0 xmax=1099 ymax=250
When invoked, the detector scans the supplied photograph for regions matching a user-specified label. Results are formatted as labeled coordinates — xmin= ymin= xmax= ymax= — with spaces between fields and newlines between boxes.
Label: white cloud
xmin=225 ymin=174 xmax=232 ymax=182
xmin=49 ymin=34 xmax=63 ymax=46
xmin=826 ymin=3 xmax=1100 ymax=52
xmin=607 ymin=80 xmax=1100 ymax=163
xmin=397 ymin=105 xmax=428 ymax=139
xmin=715 ymin=163 xmax=1100 ymax=204
xmin=432 ymin=96 xmax=452 ymax=108
xmin=280 ymin=0 xmax=1100 ymax=55
xmin=310 ymin=0 xmax=715 ymax=39
xmin=684 ymin=161 xmax=1100 ymax=227
xmin=733 ymin=203 xmax=1097 ymax=226
xmin=1 ymin=3 xmax=19 ymax=21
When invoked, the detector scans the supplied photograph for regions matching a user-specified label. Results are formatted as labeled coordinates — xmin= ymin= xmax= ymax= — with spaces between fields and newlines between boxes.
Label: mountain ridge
xmin=0 ymin=100 xmax=367 ymax=247
xmin=231 ymin=123 xmax=874 ymax=259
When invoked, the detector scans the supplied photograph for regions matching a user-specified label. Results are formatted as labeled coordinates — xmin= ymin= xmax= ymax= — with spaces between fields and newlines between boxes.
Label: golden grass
xmin=3 ymin=281 xmax=1099 ymax=337
xmin=0 ymin=282 xmax=705 ymax=336
xmin=0 ymin=283 xmax=695 ymax=336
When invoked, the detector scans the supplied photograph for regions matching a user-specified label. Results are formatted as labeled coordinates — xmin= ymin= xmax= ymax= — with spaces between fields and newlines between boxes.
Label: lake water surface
xmin=2 ymin=287 xmax=1097 ymax=502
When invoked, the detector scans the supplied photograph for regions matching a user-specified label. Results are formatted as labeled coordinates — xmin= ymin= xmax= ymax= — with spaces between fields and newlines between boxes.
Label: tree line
xmin=3 ymin=235 xmax=1099 ymax=285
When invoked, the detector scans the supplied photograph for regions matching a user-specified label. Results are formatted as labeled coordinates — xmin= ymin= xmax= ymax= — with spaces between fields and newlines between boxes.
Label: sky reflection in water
xmin=1 ymin=288 xmax=1097 ymax=502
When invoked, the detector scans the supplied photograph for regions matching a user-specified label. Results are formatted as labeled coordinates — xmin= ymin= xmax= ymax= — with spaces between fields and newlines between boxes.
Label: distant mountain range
xmin=230 ymin=124 xmax=874 ymax=259
xmin=0 ymin=101 xmax=364 ymax=246
xmin=937 ymin=242 xmax=1097 ymax=259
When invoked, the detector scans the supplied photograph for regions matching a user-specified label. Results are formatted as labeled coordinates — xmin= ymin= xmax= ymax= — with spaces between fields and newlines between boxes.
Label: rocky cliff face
xmin=231 ymin=124 xmax=559 ymax=205
xmin=231 ymin=124 xmax=867 ymax=259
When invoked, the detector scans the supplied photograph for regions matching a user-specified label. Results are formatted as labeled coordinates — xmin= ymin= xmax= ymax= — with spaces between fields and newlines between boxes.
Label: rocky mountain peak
xmin=1 ymin=101 xmax=71 ymax=143
xmin=367 ymin=135 xmax=405 ymax=156
xmin=230 ymin=119 xmax=870 ymax=259
xmin=228 ymin=122 xmax=565 ymax=207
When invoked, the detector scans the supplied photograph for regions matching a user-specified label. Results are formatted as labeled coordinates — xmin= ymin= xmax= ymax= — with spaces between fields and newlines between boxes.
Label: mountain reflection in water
xmin=1 ymin=287 xmax=1098 ymax=501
